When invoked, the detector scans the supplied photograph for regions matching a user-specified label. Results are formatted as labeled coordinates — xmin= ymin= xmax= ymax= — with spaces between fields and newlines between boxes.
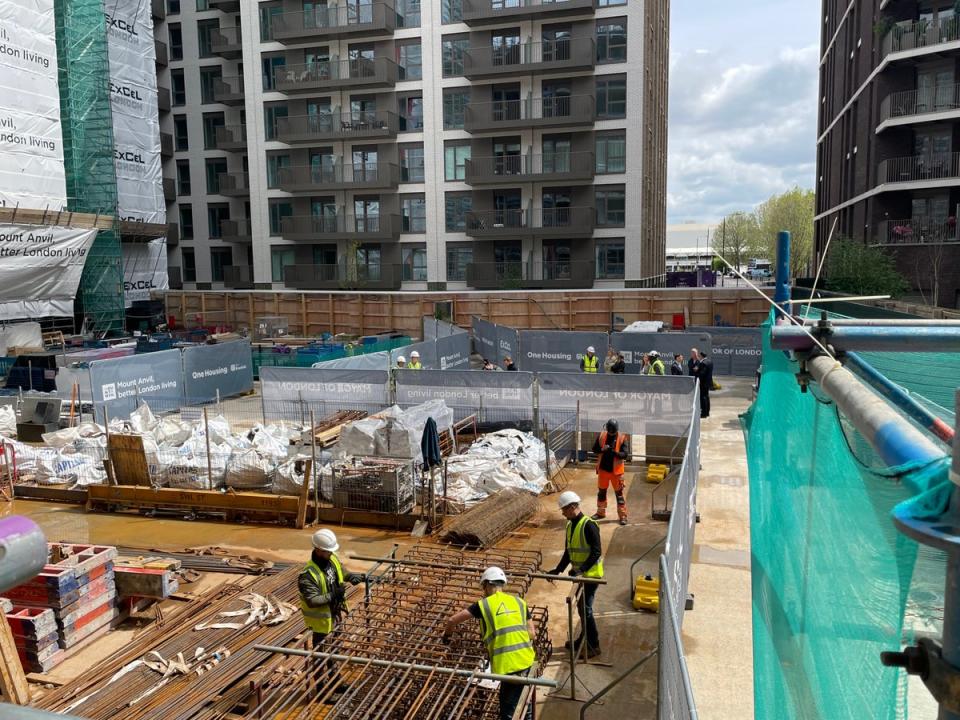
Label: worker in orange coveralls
xmin=591 ymin=418 xmax=630 ymax=526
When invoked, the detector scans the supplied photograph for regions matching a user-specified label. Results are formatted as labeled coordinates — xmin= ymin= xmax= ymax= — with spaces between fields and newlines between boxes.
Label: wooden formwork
xmin=163 ymin=288 xmax=771 ymax=337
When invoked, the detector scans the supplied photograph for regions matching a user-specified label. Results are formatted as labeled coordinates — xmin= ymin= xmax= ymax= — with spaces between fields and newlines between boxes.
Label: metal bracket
xmin=882 ymin=637 xmax=960 ymax=714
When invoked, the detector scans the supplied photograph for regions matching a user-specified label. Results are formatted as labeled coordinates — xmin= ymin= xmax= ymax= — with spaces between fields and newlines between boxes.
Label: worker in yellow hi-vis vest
xmin=580 ymin=346 xmax=599 ymax=373
xmin=298 ymin=529 xmax=365 ymax=648
xmin=443 ymin=566 xmax=536 ymax=720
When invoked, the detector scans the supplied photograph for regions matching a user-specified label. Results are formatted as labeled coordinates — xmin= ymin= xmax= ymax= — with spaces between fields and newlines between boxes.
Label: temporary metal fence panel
xmin=312 ymin=350 xmax=392 ymax=370
xmin=687 ymin=326 xmax=761 ymax=377
xmin=423 ymin=317 xmax=468 ymax=340
xmin=663 ymin=399 xmax=700 ymax=618
xmin=394 ymin=369 xmax=535 ymax=425
xmin=259 ymin=367 xmax=390 ymax=422
xmin=89 ymin=349 xmax=183 ymax=417
xmin=517 ymin=330 xmax=608 ymax=372
xmin=499 ymin=324 xmax=520 ymax=363
xmin=659 ymin=556 xmax=699 ymax=720
xmin=181 ymin=340 xmax=254 ymax=405
xmin=472 ymin=316 xmax=498 ymax=359
xmin=537 ymin=373 xmax=697 ymax=437
xmin=610 ymin=332 xmax=713 ymax=375
xmin=391 ymin=340 xmax=437 ymax=369
xmin=434 ymin=332 xmax=471 ymax=370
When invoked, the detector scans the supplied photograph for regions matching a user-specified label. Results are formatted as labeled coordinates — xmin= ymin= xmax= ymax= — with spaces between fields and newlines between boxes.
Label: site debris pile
xmin=242 ymin=545 xmax=551 ymax=719
xmin=439 ymin=488 xmax=539 ymax=548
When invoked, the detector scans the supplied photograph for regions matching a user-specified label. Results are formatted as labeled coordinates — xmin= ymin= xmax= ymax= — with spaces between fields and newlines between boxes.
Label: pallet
xmin=107 ymin=435 xmax=152 ymax=486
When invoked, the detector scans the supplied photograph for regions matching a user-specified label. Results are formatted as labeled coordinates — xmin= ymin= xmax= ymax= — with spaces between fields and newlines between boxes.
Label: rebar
xmin=439 ymin=488 xmax=539 ymax=547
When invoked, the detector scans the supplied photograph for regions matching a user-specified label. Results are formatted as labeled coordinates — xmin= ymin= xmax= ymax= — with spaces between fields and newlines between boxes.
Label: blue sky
xmin=667 ymin=0 xmax=821 ymax=224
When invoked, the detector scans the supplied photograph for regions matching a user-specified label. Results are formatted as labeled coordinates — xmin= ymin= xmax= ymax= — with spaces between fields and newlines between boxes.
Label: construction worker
xmin=580 ymin=346 xmax=599 ymax=373
xmin=408 ymin=350 xmax=422 ymax=369
xmin=591 ymin=418 xmax=630 ymax=525
xmin=443 ymin=567 xmax=536 ymax=720
xmin=396 ymin=355 xmax=407 ymax=369
xmin=547 ymin=492 xmax=603 ymax=657
xmin=299 ymin=529 xmax=365 ymax=649
xmin=646 ymin=350 xmax=665 ymax=376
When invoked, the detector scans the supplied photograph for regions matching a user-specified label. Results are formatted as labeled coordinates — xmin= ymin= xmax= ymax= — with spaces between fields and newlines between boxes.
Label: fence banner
xmin=260 ymin=367 xmax=390 ymax=406
xmin=391 ymin=340 xmax=436 ymax=369
xmin=0 ymin=0 xmax=67 ymax=209
xmin=396 ymin=370 xmax=534 ymax=423
xmin=518 ymin=331 xmax=608 ymax=373
xmin=537 ymin=372 xmax=696 ymax=436
xmin=122 ymin=238 xmax=168 ymax=307
xmin=435 ymin=332 xmax=471 ymax=370
xmin=663 ymin=404 xmax=700 ymax=622
xmin=610 ymin=332 xmax=712 ymax=374
xmin=182 ymin=340 xmax=253 ymax=404
xmin=499 ymin=325 xmax=520 ymax=364
xmin=472 ymin=316 xmax=498 ymax=359
xmin=688 ymin=326 xmax=761 ymax=377
xmin=423 ymin=317 xmax=468 ymax=340
xmin=90 ymin=349 xmax=183 ymax=417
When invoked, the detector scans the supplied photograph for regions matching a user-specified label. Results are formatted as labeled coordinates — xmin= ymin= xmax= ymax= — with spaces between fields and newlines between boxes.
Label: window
xmin=168 ymin=24 xmax=183 ymax=60
xmin=443 ymin=89 xmax=469 ymax=130
xmin=445 ymin=192 xmax=472 ymax=232
xmin=271 ymin=247 xmax=296 ymax=282
xmin=182 ymin=247 xmax=196 ymax=282
xmin=397 ymin=40 xmax=422 ymax=80
xmin=401 ymin=245 xmax=427 ymax=281
xmin=442 ymin=0 xmax=462 ymax=23
xmin=269 ymin=201 xmax=293 ymax=235
xmin=167 ymin=0 xmax=181 ymax=13
xmin=397 ymin=0 xmax=421 ymax=28
xmin=207 ymin=204 xmax=229 ymax=238
xmin=262 ymin=56 xmax=286 ymax=91
xmin=197 ymin=19 xmax=219 ymax=58
xmin=595 ymin=186 xmax=626 ymax=226
xmin=596 ymin=132 xmax=626 ymax=173
xmin=171 ymin=69 xmax=186 ymax=105
xmin=596 ymin=76 xmax=627 ymax=118
xmin=596 ymin=239 xmax=625 ymax=279
xmin=264 ymin=104 xmax=288 ymax=140
xmin=597 ymin=0 xmax=626 ymax=6
xmin=442 ymin=36 xmax=469 ymax=77
xmin=446 ymin=245 xmax=473 ymax=281
xmin=199 ymin=67 xmax=222 ymax=104
xmin=173 ymin=115 xmax=189 ymax=151
xmin=401 ymin=194 xmax=426 ymax=233
xmin=444 ymin=141 xmax=470 ymax=181
xmin=179 ymin=205 xmax=194 ymax=239
xmin=196 ymin=0 xmax=209 ymax=9
xmin=210 ymin=247 xmax=232 ymax=282
xmin=399 ymin=144 xmax=424 ymax=182
xmin=398 ymin=94 xmax=423 ymax=131
xmin=205 ymin=158 xmax=227 ymax=193
xmin=259 ymin=4 xmax=282 ymax=41
xmin=266 ymin=154 xmax=290 ymax=188
xmin=596 ymin=20 xmax=626 ymax=63
xmin=202 ymin=112 xmax=225 ymax=149
xmin=176 ymin=159 xmax=191 ymax=195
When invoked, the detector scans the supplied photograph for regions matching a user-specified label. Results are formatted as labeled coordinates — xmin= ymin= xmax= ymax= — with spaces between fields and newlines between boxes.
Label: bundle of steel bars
xmin=243 ymin=545 xmax=552 ymax=720
xmin=439 ymin=489 xmax=540 ymax=548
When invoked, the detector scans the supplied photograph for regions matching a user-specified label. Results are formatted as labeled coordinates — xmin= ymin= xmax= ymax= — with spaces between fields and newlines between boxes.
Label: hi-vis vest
xmin=409 ymin=361 xmax=422 ymax=369
xmin=648 ymin=359 xmax=665 ymax=375
xmin=477 ymin=591 xmax=536 ymax=675
xmin=596 ymin=431 xmax=625 ymax=476
xmin=582 ymin=355 xmax=599 ymax=373
xmin=566 ymin=516 xmax=604 ymax=578
xmin=300 ymin=554 xmax=346 ymax=634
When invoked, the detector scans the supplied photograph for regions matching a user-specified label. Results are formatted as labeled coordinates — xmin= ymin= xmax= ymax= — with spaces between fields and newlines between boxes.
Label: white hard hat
xmin=312 ymin=528 xmax=339 ymax=552
xmin=587 ymin=346 xmax=595 ymax=353
xmin=650 ymin=350 xmax=660 ymax=357
xmin=397 ymin=356 xmax=406 ymax=363
xmin=557 ymin=490 xmax=581 ymax=509
xmin=410 ymin=350 xmax=420 ymax=358
xmin=480 ymin=566 xmax=507 ymax=585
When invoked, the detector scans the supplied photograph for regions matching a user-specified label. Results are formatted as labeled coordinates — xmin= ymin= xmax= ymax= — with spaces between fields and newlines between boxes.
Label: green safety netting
xmin=743 ymin=311 xmax=952 ymax=719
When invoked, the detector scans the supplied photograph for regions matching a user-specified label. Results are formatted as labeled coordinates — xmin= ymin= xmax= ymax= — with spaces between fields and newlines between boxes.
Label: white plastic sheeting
xmin=622 ymin=321 xmax=664 ymax=333
xmin=0 ymin=322 xmax=43 ymax=355
xmin=0 ymin=405 xmax=15 ymax=437
xmin=339 ymin=400 xmax=453 ymax=463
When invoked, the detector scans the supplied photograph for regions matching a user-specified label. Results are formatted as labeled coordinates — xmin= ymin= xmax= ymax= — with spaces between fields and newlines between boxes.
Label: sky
xmin=666 ymin=0 xmax=820 ymax=226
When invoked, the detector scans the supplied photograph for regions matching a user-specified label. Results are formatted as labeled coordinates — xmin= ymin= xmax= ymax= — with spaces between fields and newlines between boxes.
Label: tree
xmin=752 ymin=188 xmax=816 ymax=277
xmin=716 ymin=211 xmax=758 ymax=272
xmin=823 ymin=238 xmax=909 ymax=298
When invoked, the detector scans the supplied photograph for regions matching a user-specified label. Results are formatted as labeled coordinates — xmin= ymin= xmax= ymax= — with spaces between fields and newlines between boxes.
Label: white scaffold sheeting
xmin=123 ymin=238 xmax=168 ymax=307
xmin=442 ymin=429 xmax=553 ymax=505
xmin=0 ymin=321 xmax=42 ymax=355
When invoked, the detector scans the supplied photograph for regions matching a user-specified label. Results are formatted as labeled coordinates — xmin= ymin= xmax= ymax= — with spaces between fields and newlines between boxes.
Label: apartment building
xmin=816 ymin=1 xmax=960 ymax=307
xmin=157 ymin=0 xmax=669 ymax=292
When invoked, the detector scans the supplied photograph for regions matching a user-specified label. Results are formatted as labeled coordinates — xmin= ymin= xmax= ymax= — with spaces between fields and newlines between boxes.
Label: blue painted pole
xmin=771 ymin=325 xmax=960 ymax=353
xmin=774 ymin=230 xmax=791 ymax=316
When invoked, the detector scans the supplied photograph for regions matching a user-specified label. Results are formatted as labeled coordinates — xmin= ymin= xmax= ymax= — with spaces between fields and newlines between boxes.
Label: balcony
xmin=210 ymin=27 xmax=243 ymax=59
xmin=166 ymin=223 xmax=180 ymax=247
xmin=221 ymin=219 xmax=252 ymax=243
xmin=209 ymin=0 xmax=240 ymax=12
xmin=217 ymin=172 xmax=250 ymax=196
xmin=283 ymin=263 xmax=402 ymax=290
xmin=160 ymin=132 xmax=173 ymax=158
xmin=882 ymin=18 xmax=960 ymax=60
xmin=467 ymin=260 xmax=595 ymax=289
xmin=275 ymin=58 xmax=398 ymax=94
xmin=874 ymin=218 xmax=960 ymax=246
xmin=465 ymin=95 xmax=595 ymax=133
xmin=151 ymin=0 xmax=164 ymax=20
xmin=276 ymin=111 xmax=398 ymax=143
xmin=877 ymin=152 xmax=960 ymax=186
xmin=465 ymin=151 xmax=594 ymax=185
xmin=281 ymin=213 xmax=400 ymax=240
xmin=269 ymin=3 xmax=397 ymax=43
xmin=215 ymin=124 xmax=247 ymax=150
xmin=277 ymin=162 xmax=400 ymax=192
xmin=223 ymin=265 xmax=254 ymax=289
xmin=463 ymin=0 xmax=594 ymax=25
xmin=465 ymin=207 xmax=595 ymax=238
xmin=879 ymin=83 xmax=960 ymax=130
xmin=213 ymin=76 xmax=245 ymax=105
xmin=163 ymin=177 xmax=176 ymax=202
xmin=155 ymin=40 xmax=168 ymax=66
xmin=158 ymin=86 xmax=171 ymax=112
xmin=464 ymin=38 xmax=595 ymax=79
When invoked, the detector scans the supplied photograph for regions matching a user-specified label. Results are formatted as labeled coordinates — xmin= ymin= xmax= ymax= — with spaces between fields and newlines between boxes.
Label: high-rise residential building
xmin=156 ymin=0 xmax=669 ymax=293
xmin=816 ymin=1 xmax=960 ymax=308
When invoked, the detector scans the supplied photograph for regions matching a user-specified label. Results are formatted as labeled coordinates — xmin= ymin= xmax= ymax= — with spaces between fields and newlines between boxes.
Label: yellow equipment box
xmin=633 ymin=574 xmax=660 ymax=612
xmin=645 ymin=464 xmax=668 ymax=484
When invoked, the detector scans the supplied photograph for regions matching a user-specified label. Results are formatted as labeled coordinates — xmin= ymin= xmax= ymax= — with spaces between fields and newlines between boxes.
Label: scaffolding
xmin=54 ymin=0 xmax=125 ymax=336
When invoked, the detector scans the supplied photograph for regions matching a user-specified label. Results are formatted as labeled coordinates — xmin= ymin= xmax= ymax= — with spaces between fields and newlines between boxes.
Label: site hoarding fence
xmin=393 ymin=369 xmax=536 ymax=426
xmin=609 ymin=332 xmax=713 ymax=375
xmin=259 ymin=367 xmax=391 ymax=423
xmin=686 ymin=326 xmax=762 ymax=377
xmin=516 ymin=330 xmax=609 ymax=373
xmin=182 ymin=340 xmax=254 ymax=405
